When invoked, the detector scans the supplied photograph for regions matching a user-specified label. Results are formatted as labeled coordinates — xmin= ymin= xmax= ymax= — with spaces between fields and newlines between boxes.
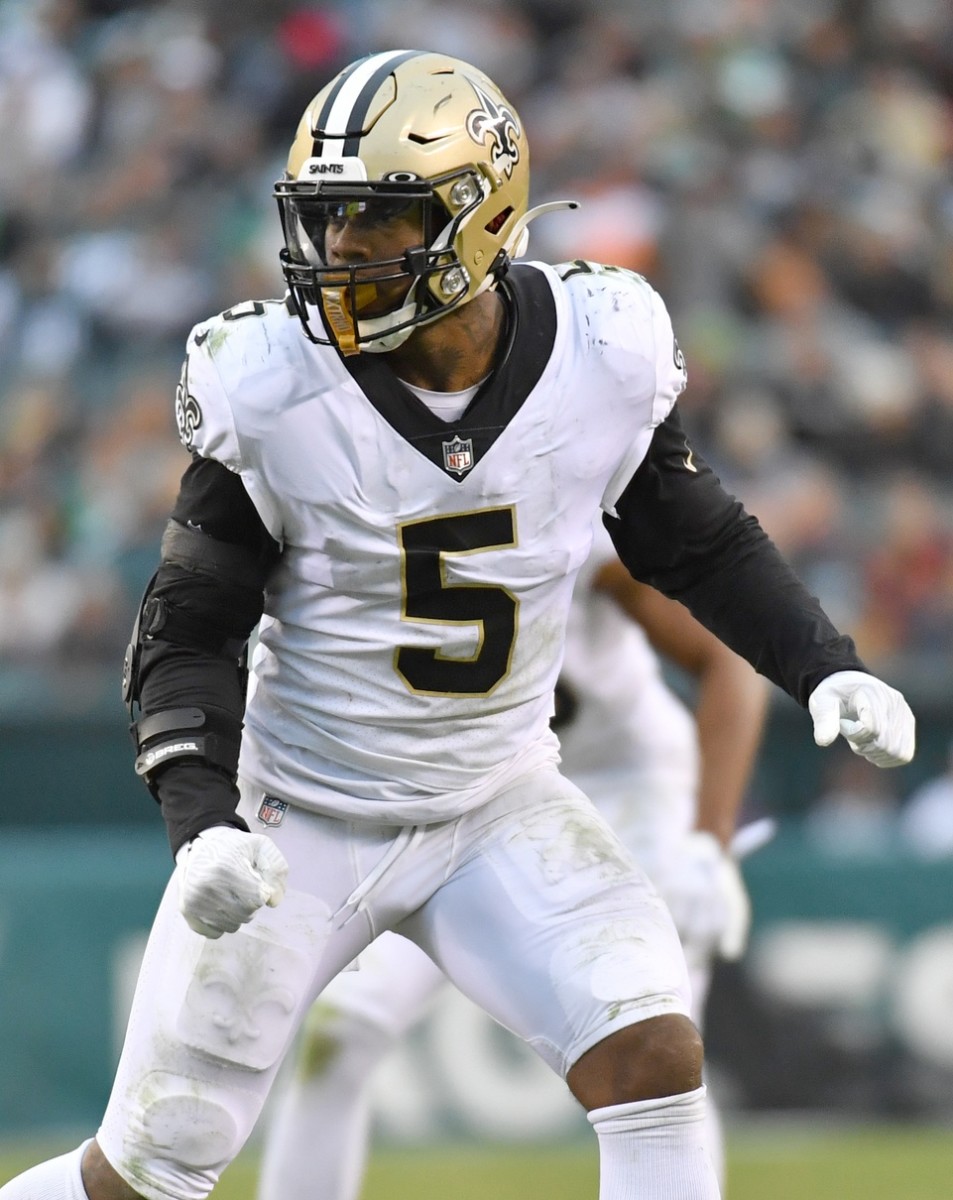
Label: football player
xmin=256 ymin=518 xmax=770 ymax=1200
xmin=1 ymin=50 xmax=914 ymax=1200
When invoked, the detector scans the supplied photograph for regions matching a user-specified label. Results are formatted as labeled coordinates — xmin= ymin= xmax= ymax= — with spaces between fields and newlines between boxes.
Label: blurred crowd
xmin=2 ymin=0 xmax=953 ymax=724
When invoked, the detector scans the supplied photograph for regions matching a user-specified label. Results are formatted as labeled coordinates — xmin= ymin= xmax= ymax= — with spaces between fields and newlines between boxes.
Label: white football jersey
xmin=177 ymin=260 xmax=686 ymax=822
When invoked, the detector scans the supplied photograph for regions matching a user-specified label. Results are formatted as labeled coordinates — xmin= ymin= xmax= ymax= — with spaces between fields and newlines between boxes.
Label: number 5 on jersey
xmin=396 ymin=508 xmax=519 ymax=696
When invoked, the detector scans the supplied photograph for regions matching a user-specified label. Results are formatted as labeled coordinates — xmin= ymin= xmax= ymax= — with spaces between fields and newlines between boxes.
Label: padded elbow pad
xmin=122 ymin=520 xmax=267 ymax=799
xmin=121 ymin=505 xmax=276 ymax=849
xmin=122 ymin=519 xmax=271 ymax=709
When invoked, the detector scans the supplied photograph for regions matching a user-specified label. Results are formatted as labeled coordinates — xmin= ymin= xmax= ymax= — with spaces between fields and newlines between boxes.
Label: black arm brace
xmin=124 ymin=457 xmax=280 ymax=855
xmin=603 ymin=407 xmax=867 ymax=707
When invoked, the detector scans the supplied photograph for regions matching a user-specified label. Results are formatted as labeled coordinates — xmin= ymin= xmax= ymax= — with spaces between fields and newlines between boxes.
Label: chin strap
xmin=358 ymin=297 xmax=420 ymax=353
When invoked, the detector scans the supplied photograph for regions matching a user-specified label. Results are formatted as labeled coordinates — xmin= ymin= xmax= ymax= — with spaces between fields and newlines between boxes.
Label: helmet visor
xmin=274 ymin=173 xmax=475 ymax=349
xmin=276 ymin=180 xmax=430 ymax=271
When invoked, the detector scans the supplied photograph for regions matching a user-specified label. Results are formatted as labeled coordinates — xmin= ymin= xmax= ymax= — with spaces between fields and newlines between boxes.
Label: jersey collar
xmin=339 ymin=263 xmax=557 ymax=481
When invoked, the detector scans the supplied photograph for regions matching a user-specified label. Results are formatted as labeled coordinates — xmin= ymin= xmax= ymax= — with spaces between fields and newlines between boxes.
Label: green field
xmin=3 ymin=1124 xmax=952 ymax=1198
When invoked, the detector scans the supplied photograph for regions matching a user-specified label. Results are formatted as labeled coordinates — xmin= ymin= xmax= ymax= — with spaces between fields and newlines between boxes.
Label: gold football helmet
xmin=274 ymin=49 xmax=573 ymax=354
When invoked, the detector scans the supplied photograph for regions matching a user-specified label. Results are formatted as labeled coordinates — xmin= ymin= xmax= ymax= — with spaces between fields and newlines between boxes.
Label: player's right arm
xmin=124 ymin=452 xmax=288 ymax=936
xmin=124 ymin=454 xmax=280 ymax=855
xmin=124 ymin=326 xmax=288 ymax=935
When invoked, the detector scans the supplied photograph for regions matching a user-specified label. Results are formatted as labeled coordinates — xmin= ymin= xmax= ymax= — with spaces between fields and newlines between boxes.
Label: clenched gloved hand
xmin=808 ymin=670 xmax=915 ymax=768
xmin=176 ymin=825 xmax=289 ymax=938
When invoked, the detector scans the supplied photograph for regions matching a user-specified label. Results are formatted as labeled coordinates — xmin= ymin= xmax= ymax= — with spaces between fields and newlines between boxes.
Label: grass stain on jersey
xmin=205 ymin=325 xmax=231 ymax=355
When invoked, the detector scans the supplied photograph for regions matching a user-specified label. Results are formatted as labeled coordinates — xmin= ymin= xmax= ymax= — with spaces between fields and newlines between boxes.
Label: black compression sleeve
xmin=151 ymin=764 xmax=248 ymax=855
xmin=603 ymin=406 xmax=866 ymax=706
xmin=172 ymin=454 xmax=281 ymax=558
xmin=137 ymin=638 xmax=250 ymax=856
xmin=136 ymin=455 xmax=280 ymax=856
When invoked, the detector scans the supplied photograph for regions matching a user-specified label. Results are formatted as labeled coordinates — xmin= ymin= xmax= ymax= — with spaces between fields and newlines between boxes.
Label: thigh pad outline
xmin=175 ymin=895 xmax=329 ymax=1072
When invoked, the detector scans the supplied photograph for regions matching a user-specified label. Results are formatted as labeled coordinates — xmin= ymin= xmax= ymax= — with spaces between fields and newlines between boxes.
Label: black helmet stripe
xmin=311 ymin=49 xmax=424 ymax=159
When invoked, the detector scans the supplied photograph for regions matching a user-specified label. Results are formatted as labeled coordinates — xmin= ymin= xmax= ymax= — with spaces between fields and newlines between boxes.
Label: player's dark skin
xmin=324 ymin=203 xmax=507 ymax=392
xmin=80 ymin=206 xmax=704 ymax=1199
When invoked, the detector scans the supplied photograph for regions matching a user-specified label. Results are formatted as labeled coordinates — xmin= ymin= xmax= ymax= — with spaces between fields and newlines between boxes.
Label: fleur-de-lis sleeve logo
xmin=465 ymin=81 xmax=521 ymax=179
xmin=174 ymin=358 xmax=203 ymax=450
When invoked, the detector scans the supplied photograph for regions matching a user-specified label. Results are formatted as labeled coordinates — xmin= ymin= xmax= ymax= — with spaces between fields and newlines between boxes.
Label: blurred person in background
xmin=804 ymin=745 xmax=902 ymax=858
xmin=899 ymin=736 xmax=953 ymax=858
xmin=853 ymin=473 xmax=953 ymax=669
xmin=256 ymin=521 xmax=770 ymax=1200
xmin=2 ymin=0 xmax=953 ymax=694
xmin=0 ymin=46 xmax=915 ymax=1200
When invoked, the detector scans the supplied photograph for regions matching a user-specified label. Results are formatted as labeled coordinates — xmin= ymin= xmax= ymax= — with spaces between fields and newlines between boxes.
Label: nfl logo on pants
xmin=257 ymin=795 xmax=289 ymax=826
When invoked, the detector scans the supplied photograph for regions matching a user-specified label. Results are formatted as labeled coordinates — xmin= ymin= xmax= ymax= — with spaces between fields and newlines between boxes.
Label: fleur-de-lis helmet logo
xmin=174 ymin=359 xmax=203 ymax=450
xmin=465 ymin=81 xmax=522 ymax=179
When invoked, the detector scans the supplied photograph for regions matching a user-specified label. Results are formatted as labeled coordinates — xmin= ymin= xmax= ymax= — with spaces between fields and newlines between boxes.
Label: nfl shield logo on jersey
xmin=257 ymin=795 xmax=289 ymax=827
xmin=443 ymin=435 xmax=474 ymax=475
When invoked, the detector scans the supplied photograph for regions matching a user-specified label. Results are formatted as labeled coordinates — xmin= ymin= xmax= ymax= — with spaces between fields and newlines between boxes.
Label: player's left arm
xmin=604 ymin=405 xmax=915 ymax=767
xmin=592 ymin=565 xmax=769 ymax=849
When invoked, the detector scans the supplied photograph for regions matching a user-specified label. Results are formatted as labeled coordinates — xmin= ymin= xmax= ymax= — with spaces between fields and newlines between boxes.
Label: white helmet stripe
xmin=314 ymin=50 xmax=422 ymax=157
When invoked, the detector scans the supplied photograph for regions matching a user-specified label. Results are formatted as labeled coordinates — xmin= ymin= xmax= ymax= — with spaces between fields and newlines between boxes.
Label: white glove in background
xmin=657 ymin=831 xmax=751 ymax=963
xmin=808 ymin=670 xmax=915 ymax=768
xmin=176 ymin=825 xmax=289 ymax=938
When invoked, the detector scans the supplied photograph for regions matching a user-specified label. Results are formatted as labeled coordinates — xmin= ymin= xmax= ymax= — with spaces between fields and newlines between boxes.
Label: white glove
xmin=657 ymin=831 xmax=751 ymax=963
xmin=176 ymin=825 xmax=289 ymax=939
xmin=808 ymin=670 xmax=915 ymax=768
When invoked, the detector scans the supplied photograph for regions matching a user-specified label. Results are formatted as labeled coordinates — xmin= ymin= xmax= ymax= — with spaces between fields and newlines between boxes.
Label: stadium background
xmin=2 ymin=0 xmax=953 ymax=1192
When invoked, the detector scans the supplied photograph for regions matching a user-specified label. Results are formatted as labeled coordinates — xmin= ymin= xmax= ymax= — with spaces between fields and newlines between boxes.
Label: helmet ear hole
xmin=484 ymin=207 xmax=513 ymax=235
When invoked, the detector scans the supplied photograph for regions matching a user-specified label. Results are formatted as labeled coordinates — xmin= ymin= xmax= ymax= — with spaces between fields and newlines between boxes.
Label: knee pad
xmin=132 ymin=1075 xmax=241 ymax=1169
xmin=110 ymin=1073 xmax=254 ymax=1200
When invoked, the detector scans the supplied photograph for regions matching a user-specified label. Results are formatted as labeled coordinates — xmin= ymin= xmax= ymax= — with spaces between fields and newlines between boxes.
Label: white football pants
xmin=96 ymin=765 xmax=691 ymax=1200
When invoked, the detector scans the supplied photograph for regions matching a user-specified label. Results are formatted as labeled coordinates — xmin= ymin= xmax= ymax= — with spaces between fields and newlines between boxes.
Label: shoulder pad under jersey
xmin=175 ymin=296 xmax=340 ymax=469
xmin=553 ymin=259 xmax=687 ymax=427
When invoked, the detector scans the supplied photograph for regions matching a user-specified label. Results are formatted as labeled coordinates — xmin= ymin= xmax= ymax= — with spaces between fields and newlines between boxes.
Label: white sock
xmin=589 ymin=1087 xmax=721 ymax=1200
xmin=0 ymin=1141 xmax=91 ymax=1200
xmin=703 ymin=1081 xmax=726 ymax=1193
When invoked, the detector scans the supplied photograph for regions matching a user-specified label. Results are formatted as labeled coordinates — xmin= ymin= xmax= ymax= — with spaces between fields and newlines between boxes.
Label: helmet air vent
xmin=484 ymin=206 xmax=513 ymax=235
